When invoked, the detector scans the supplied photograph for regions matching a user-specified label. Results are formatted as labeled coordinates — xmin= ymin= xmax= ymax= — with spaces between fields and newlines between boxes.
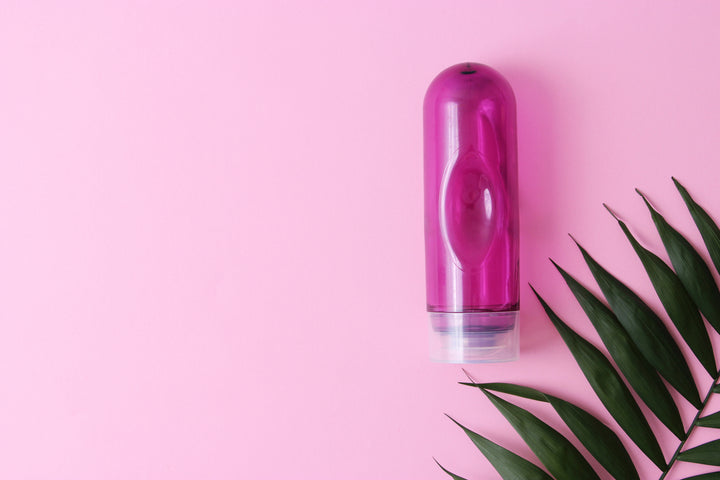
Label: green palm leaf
xmin=674 ymin=177 xmax=720 ymax=281
xmin=463 ymin=382 xmax=639 ymax=480
xmin=531 ymin=287 xmax=666 ymax=470
xmin=442 ymin=417 xmax=553 ymax=480
xmin=678 ymin=439 xmax=720 ymax=466
xmin=463 ymin=382 xmax=546 ymax=401
xmin=605 ymin=204 xmax=716 ymax=376
xmin=698 ymin=411 xmax=720 ymax=428
xmin=480 ymin=388 xmax=602 ymax=480
xmin=438 ymin=179 xmax=720 ymax=480
xmin=552 ymin=260 xmax=685 ymax=439
xmin=434 ymin=459 xmax=469 ymax=480
xmin=639 ymin=189 xmax=720 ymax=335
xmin=572 ymin=237 xmax=702 ymax=408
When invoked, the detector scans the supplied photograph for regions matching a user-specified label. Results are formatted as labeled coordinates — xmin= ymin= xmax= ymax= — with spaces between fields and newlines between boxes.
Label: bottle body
xmin=424 ymin=63 xmax=519 ymax=363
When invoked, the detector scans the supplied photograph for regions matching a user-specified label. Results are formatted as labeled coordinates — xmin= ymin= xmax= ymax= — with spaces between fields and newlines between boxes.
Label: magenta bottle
xmin=424 ymin=62 xmax=519 ymax=363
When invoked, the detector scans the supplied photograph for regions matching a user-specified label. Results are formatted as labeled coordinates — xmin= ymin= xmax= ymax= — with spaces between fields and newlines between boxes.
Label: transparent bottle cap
xmin=429 ymin=311 xmax=519 ymax=363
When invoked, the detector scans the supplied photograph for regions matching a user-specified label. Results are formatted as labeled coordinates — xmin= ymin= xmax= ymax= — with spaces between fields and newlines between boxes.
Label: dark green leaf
xmin=698 ymin=411 xmax=720 ymax=428
xmin=683 ymin=473 xmax=720 ymax=480
xmin=444 ymin=416 xmax=553 ymax=480
xmin=714 ymin=384 xmax=720 ymax=394
xmin=460 ymin=382 xmax=547 ymax=402
xmin=674 ymin=177 xmax=720 ymax=282
xmin=479 ymin=388 xmax=601 ymax=480
xmin=531 ymin=287 xmax=667 ymax=470
xmin=572 ymin=238 xmax=702 ymax=408
xmin=434 ymin=459 xmax=469 ymax=480
xmin=547 ymin=395 xmax=639 ymax=480
xmin=470 ymin=382 xmax=639 ymax=480
xmin=678 ymin=439 xmax=720 ymax=466
xmin=552 ymin=260 xmax=685 ymax=439
xmin=605 ymin=205 xmax=716 ymax=377
xmin=640 ymin=188 xmax=720 ymax=335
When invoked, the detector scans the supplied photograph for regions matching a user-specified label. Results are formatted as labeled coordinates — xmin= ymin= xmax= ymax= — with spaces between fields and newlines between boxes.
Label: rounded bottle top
xmin=424 ymin=62 xmax=516 ymax=109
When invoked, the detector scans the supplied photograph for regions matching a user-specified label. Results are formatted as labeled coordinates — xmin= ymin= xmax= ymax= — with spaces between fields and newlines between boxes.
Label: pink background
xmin=2 ymin=1 xmax=720 ymax=479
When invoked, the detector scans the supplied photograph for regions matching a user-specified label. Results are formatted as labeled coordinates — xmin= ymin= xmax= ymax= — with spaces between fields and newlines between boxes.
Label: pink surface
xmin=2 ymin=1 xmax=720 ymax=479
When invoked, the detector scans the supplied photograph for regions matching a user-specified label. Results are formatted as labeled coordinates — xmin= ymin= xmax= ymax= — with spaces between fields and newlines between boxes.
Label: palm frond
xmin=437 ymin=178 xmax=720 ymax=480
xmin=531 ymin=285 xmax=666 ymax=469
xmin=605 ymin=203 xmax=717 ymax=376
xmin=551 ymin=259 xmax=684 ymax=438
xmin=462 ymin=382 xmax=639 ymax=480
xmin=638 ymin=189 xmax=720 ymax=334
xmin=442 ymin=417 xmax=554 ymax=480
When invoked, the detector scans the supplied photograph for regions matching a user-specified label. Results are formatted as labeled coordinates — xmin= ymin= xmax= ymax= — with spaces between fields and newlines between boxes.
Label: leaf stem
xmin=658 ymin=370 xmax=720 ymax=480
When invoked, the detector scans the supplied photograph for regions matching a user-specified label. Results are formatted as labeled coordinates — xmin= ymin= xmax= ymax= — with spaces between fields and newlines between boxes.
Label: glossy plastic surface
xmin=423 ymin=62 xmax=519 ymax=362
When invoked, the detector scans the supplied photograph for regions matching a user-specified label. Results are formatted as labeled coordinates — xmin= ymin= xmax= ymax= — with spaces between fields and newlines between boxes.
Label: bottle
xmin=424 ymin=62 xmax=519 ymax=363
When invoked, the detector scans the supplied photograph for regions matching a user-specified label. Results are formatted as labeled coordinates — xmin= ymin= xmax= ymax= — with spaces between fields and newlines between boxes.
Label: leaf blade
xmin=606 ymin=206 xmax=716 ymax=376
xmin=698 ymin=411 xmax=720 ymax=429
xmin=434 ymin=459 xmax=469 ymax=480
xmin=674 ymin=177 xmax=720 ymax=282
xmin=460 ymin=382 xmax=548 ymax=402
xmin=552 ymin=260 xmax=685 ymax=439
xmin=678 ymin=439 xmax=720 ymax=466
xmin=573 ymin=238 xmax=702 ymax=408
xmin=547 ymin=395 xmax=640 ymax=480
xmin=683 ymin=473 xmax=720 ymax=480
xmin=445 ymin=416 xmax=553 ymax=480
xmin=480 ymin=388 xmax=601 ymax=480
xmin=531 ymin=287 xmax=667 ymax=470
xmin=641 ymin=187 xmax=720 ymax=335
xmin=473 ymin=382 xmax=639 ymax=480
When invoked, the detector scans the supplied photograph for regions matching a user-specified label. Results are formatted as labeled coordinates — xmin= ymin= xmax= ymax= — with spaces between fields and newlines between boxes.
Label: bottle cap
xmin=429 ymin=311 xmax=519 ymax=363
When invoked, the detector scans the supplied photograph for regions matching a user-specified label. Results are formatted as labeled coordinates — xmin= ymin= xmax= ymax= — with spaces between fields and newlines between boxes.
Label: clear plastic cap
xmin=429 ymin=311 xmax=519 ymax=363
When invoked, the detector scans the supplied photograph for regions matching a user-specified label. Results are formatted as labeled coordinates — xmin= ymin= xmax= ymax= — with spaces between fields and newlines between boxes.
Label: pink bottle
xmin=424 ymin=62 xmax=519 ymax=363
